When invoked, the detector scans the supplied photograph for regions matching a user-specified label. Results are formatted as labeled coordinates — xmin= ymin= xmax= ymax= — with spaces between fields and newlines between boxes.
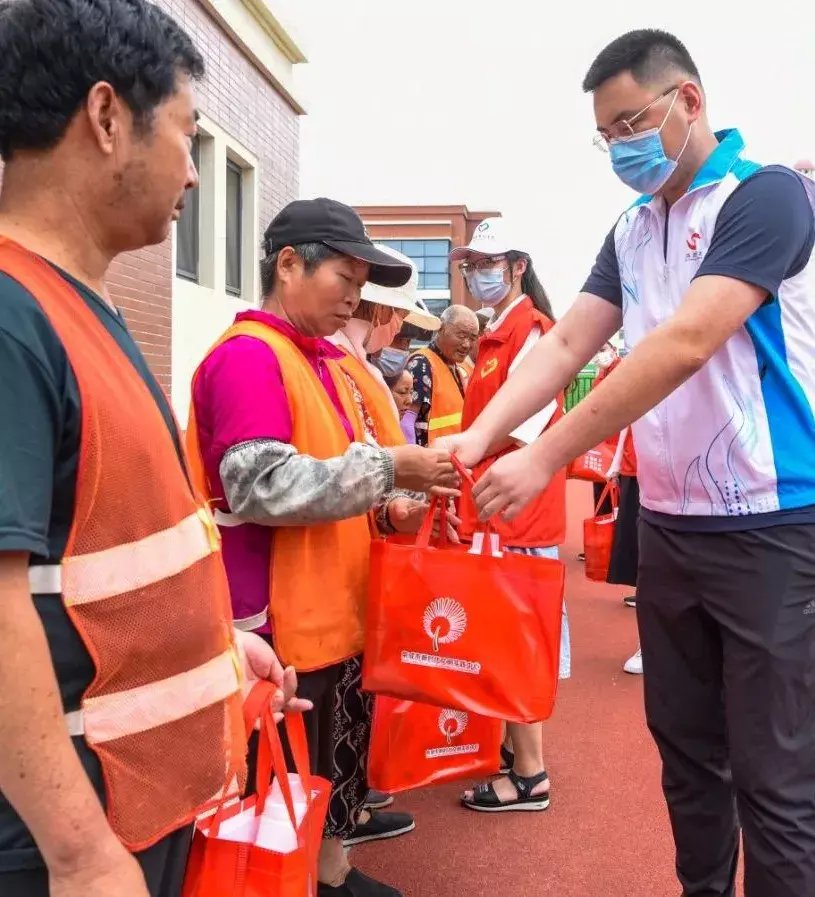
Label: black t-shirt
xmin=0 ymin=266 xmax=181 ymax=871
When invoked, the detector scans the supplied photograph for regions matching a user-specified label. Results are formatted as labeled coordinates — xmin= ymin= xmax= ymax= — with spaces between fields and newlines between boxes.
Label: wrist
xmin=43 ymin=809 xmax=123 ymax=876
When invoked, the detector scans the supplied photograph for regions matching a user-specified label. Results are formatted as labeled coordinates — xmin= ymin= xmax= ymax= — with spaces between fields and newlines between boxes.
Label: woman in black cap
xmin=187 ymin=198 xmax=458 ymax=897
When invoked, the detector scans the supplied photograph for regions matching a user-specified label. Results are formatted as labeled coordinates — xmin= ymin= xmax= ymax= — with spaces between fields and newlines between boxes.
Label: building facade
xmin=0 ymin=0 xmax=305 ymax=428
xmin=355 ymin=205 xmax=500 ymax=317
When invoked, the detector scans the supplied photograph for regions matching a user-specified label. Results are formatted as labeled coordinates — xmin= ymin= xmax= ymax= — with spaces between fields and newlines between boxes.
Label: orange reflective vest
xmin=411 ymin=347 xmax=466 ymax=443
xmin=187 ymin=320 xmax=372 ymax=672
xmin=0 ymin=238 xmax=245 ymax=851
xmin=337 ymin=349 xmax=406 ymax=447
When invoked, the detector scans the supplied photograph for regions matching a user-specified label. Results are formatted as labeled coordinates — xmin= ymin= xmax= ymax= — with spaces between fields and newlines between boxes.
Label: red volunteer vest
xmin=460 ymin=297 xmax=567 ymax=548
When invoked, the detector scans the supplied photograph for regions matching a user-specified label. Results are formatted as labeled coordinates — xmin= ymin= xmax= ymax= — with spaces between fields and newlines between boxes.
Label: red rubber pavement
xmin=355 ymin=481 xmax=744 ymax=897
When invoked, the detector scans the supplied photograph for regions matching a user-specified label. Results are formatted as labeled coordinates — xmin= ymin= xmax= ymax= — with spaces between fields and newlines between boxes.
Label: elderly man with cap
xmin=187 ymin=197 xmax=458 ymax=897
xmin=407 ymin=304 xmax=480 ymax=446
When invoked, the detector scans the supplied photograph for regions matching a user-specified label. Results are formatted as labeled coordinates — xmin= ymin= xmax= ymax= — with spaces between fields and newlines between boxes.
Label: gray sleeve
xmin=219 ymin=439 xmax=395 ymax=526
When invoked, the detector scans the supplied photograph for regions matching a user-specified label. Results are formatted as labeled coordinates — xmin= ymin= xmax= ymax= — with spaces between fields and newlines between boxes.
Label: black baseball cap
xmin=263 ymin=198 xmax=412 ymax=288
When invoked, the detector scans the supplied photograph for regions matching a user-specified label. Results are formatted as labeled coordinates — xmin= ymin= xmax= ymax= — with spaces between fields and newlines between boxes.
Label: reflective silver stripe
xmin=62 ymin=510 xmax=216 ymax=606
xmin=233 ymin=609 xmax=268 ymax=632
xmin=29 ymin=565 xmax=62 ymax=595
xmin=65 ymin=710 xmax=85 ymax=736
xmin=213 ymin=509 xmax=244 ymax=528
xmin=80 ymin=649 xmax=240 ymax=744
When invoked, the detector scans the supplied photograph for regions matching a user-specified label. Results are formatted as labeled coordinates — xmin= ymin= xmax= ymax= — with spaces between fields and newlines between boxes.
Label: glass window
xmin=423 ymin=272 xmax=449 ymax=289
xmin=425 ymin=256 xmax=448 ymax=273
xmin=225 ymin=160 xmax=242 ymax=296
xmin=424 ymin=240 xmax=449 ymax=257
xmin=176 ymin=137 xmax=200 ymax=282
xmin=384 ymin=239 xmax=450 ymax=290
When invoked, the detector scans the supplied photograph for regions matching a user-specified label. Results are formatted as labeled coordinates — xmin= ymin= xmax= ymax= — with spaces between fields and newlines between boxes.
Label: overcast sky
xmin=289 ymin=1 xmax=815 ymax=313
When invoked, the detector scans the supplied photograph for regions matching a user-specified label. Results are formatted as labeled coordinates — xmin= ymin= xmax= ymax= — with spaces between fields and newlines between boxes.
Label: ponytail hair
xmin=506 ymin=250 xmax=555 ymax=322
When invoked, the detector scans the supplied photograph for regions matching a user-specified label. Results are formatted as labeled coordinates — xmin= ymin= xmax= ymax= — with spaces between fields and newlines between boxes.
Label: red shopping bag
xmin=583 ymin=481 xmax=619 ymax=583
xmin=567 ymin=443 xmax=615 ymax=483
xmin=363 ymin=484 xmax=566 ymax=723
xmin=182 ymin=682 xmax=330 ymax=897
xmin=367 ymin=697 xmax=502 ymax=793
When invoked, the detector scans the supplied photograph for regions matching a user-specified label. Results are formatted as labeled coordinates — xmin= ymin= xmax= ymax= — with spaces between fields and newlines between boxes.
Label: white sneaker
xmin=623 ymin=648 xmax=643 ymax=675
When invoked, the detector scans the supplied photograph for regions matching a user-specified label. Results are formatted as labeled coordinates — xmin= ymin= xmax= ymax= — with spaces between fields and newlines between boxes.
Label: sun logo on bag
xmin=423 ymin=598 xmax=467 ymax=652
xmin=438 ymin=709 xmax=468 ymax=744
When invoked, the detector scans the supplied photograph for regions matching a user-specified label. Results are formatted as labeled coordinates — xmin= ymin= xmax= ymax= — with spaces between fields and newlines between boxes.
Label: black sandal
xmin=462 ymin=769 xmax=550 ymax=813
xmin=499 ymin=745 xmax=514 ymax=774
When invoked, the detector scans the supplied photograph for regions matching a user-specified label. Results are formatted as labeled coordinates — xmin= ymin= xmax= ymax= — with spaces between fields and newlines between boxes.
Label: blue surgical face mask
xmin=609 ymin=91 xmax=692 ymax=195
xmin=465 ymin=268 xmax=511 ymax=306
xmin=377 ymin=346 xmax=409 ymax=379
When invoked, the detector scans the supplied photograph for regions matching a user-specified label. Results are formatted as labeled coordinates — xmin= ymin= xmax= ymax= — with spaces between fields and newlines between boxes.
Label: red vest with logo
xmin=460 ymin=297 xmax=567 ymax=548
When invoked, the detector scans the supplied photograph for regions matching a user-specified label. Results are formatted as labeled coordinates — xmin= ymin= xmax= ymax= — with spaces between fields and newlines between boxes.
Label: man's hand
xmin=49 ymin=837 xmax=149 ymax=897
xmin=388 ymin=496 xmax=461 ymax=543
xmin=390 ymin=445 xmax=459 ymax=492
xmin=472 ymin=443 xmax=555 ymax=521
xmin=435 ymin=429 xmax=490 ymax=469
xmin=233 ymin=630 xmax=312 ymax=722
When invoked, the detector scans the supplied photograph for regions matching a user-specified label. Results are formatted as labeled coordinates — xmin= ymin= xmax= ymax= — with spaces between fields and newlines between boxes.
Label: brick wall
xmin=109 ymin=0 xmax=300 ymax=392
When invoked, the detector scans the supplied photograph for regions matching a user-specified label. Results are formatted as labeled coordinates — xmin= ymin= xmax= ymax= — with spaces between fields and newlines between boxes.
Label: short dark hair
xmin=0 ymin=0 xmax=204 ymax=161
xmin=582 ymin=29 xmax=700 ymax=93
xmin=260 ymin=242 xmax=344 ymax=297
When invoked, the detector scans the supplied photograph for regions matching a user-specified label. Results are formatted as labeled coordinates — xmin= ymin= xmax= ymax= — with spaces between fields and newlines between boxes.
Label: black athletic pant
xmin=637 ymin=520 xmax=815 ymax=897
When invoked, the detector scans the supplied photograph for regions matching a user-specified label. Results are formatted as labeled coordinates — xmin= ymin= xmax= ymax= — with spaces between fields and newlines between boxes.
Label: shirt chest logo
xmin=480 ymin=358 xmax=499 ymax=379
xmin=685 ymin=228 xmax=704 ymax=263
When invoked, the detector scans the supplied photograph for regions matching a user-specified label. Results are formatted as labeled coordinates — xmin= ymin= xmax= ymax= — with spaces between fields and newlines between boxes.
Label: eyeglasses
xmin=592 ymin=85 xmax=680 ymax=153
xmin=458 ymin=255 xmax=507 ymax=276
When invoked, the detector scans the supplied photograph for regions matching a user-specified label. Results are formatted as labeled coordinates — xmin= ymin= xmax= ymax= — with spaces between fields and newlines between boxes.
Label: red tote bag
xmin=367 ymin=697 xmax=502 ymax=793
xmin=567 ymin=443 xmax=615 ymax=483
xmin=182 ymin=682 xmax=330 ymax=897
xmin=362 ymin=486 xmax=566 ymax=724
xmin=583 ymin=481 xmax=619 ymax=583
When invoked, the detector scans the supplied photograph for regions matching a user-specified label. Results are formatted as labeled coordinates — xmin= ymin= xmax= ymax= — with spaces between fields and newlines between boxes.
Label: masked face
xmin=595 ymin=348 xmax=616 ymax=369
xmin=464 ymin=266 xmax=511 ymax=306
xmin=605 ymin=87 xmax=693 ymax=195
xmin=377 ymin=346 xmax=410 ymax=379
xmin=364 ymin=306 xmax=405 ymax=354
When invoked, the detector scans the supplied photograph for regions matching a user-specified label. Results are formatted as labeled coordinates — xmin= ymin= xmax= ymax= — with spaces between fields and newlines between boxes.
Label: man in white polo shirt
xmin=441 ymin=28 xmax=815 ymax=897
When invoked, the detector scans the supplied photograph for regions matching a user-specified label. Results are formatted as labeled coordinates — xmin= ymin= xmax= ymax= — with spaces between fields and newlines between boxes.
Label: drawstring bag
xmin=182 ymin=682 xmax=330 ymax=897
xmin=367 ymin=696 xmax=502 ymax=793
xmin=363 ymin=462 xmax=566 ymax=724
xmin=583 ymin=481 xmax=619 ymax=583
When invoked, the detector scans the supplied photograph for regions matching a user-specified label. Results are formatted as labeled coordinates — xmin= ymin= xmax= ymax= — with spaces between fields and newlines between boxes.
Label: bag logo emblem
xmin=438 ymin=709 xmax=468 ymax=744
xmin=424 ymin=598 xmax=467 ymax=652
xmin=425 ymin=708 xmax=480 ymax=759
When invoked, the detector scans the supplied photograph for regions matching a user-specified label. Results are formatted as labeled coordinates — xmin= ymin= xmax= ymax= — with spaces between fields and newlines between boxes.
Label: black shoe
xmin=342 ymin=810 xmax=415 ymax=847
xmin=363 ymin=788 xmax=394 ymax=810
xmin=318 ymin=869 xmax=402 ymax=897
xmin=577 ymin=552 xmax=586 ymax=562
xmin=623 ymin=595 xmax=637 ymax=608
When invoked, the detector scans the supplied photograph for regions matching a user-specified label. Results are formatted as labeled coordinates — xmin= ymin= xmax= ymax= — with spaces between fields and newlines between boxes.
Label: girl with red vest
xmin=448 ymin=219 xmax=570 ymax=813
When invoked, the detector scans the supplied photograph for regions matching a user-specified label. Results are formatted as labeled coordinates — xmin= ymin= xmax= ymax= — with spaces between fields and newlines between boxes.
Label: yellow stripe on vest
xmin=429 ymin=412 xmax=463 ymax=432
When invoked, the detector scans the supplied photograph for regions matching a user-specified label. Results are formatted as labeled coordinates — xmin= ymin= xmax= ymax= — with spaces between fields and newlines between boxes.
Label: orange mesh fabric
xmin=0 ymin=238 xmax=246 ymax=850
